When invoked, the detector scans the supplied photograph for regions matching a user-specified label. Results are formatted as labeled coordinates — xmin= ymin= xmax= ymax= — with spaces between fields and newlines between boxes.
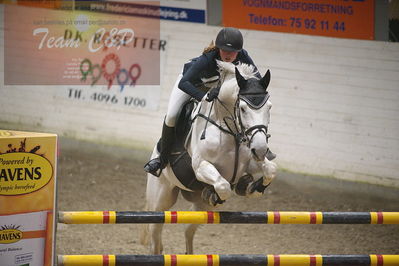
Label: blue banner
xmin=74 ymin=1 xmax=206 ymax=23
xmin=160 ymin=6 xmax=205 ymax=23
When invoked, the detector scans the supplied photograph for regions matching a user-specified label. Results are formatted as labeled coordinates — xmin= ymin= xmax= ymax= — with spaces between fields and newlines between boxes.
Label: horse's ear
xmin=261 ymin=70 xmax=271 ymax=90
xmin=235 ymin=67 xmax=247 ymax=90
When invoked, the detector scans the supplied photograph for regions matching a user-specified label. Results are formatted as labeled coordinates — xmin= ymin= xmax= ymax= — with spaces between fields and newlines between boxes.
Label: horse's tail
xmin=139 ymin=203 xmax=150 ymax=246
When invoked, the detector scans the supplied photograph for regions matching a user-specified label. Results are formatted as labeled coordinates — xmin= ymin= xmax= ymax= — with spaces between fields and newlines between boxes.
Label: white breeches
xmin=165 ymin=73 xmax=191 ymax=127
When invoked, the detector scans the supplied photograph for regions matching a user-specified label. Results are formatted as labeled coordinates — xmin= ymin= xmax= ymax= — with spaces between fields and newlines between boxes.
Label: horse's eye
xmin=240 ymin=107 xmax=246 ymax=113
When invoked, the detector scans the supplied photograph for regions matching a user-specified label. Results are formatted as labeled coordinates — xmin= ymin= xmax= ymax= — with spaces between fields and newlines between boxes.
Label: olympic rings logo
xmin=80 ymin=53 xmax=141 ymax=91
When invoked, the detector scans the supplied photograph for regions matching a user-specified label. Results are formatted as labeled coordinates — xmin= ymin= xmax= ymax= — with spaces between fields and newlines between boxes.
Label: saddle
xmin=157 ymin=100 xmax=205 ymax=191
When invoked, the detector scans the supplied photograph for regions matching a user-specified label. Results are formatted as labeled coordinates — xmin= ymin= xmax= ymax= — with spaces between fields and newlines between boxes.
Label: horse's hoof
xmin=249 ymin=177 xmax=271 ymax=194
xmin=234 ymin=174 xmax=254 ymax=196
xmin=201 ymin=186 xmax=225 ymax=206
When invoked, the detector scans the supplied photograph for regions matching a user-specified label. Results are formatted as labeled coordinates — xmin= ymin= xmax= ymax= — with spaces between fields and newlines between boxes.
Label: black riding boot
xmin=144 ymin=122 xmax=175 ymax=177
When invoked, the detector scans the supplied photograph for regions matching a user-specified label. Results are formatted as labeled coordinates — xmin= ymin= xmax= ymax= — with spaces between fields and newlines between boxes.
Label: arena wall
xmin=1 ymin=7 xmax=398 ymax=187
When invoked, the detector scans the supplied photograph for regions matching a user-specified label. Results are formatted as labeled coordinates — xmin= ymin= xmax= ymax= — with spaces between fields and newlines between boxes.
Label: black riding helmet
xmin=215 ymin=27 xmax=243 ymax=52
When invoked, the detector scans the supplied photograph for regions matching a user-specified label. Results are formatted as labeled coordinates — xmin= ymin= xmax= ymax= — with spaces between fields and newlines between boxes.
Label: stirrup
xmin=144 ymin=157 xmax=164 ymax=177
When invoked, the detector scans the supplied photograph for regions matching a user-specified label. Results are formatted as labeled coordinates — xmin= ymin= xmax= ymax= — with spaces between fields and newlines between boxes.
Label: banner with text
xmin=4 ymin=2 xmax=160 ymax=86
xmin=0 ymin=130 xmax=57 ymax=266
xmin=222 ymin=0 xmax=374 ymax=40
xmin=160 ymin=0 xmax=206 ymax=23
xmin=74 ymin=0 xmax=206 ymax=23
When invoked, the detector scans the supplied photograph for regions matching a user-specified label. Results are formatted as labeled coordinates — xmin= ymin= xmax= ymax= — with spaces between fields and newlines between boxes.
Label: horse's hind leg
xmin=185 ymin=222 xmax=200 ymax=254
xmin=144 ymin=173 xmax=179 ymax=254
xmin=182 ymin=191 xmax=215 ymax=254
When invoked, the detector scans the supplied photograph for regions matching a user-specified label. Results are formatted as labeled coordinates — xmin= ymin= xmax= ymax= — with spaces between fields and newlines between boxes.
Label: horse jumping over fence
xmin=140 ymin=61 xmax=277 ymax=254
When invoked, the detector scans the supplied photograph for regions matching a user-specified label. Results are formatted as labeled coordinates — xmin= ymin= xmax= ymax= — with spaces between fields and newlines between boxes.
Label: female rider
xmin=144 ymin=27 xmax=275 ymax=176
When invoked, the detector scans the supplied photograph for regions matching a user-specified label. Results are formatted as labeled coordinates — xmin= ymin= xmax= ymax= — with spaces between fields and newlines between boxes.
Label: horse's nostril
xmin=251 ymin=148 xmax=260 ymax=161
xmin=251 ymin=147 xmax=269 ymax=161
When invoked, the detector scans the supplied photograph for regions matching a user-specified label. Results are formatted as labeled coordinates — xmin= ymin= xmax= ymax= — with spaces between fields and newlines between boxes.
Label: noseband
xmin=234 ymin=92 xmax=271 ymax=147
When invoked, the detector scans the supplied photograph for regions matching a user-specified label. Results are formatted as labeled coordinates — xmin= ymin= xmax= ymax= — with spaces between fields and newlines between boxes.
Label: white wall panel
xmin=1 ymin=6 xmax=398 ymax=187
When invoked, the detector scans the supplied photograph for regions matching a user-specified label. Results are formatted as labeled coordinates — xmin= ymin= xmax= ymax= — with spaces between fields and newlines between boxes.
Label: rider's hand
xmin=206 ymin=88 xmax=219 ymax=102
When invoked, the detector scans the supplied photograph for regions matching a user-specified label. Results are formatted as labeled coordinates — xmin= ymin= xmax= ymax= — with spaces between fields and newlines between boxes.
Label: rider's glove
xmin=206 ymin=87 xmax=220 ymax=102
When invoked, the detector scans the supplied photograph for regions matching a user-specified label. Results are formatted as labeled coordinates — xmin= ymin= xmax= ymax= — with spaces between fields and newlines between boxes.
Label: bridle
xmin=234 ymin=92 xmax=271 ymax=149
xmin=195 ymin=90 xmax=271 ymax=185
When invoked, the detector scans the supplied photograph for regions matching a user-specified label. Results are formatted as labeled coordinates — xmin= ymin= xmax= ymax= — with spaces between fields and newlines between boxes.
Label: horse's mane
xmin=216 ymin=60 xmax=258 ymax=80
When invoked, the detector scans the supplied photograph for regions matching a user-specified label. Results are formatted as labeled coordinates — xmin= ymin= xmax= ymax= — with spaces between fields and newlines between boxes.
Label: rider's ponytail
xmin=203 ymin=40 xmax=218 ymax=54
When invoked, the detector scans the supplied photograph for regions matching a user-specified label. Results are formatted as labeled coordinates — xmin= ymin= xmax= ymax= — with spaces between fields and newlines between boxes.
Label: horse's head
xmin=213 ymin=61 xmax=273 ymax=161
xmin=235 ymin=67 xmax=272 ymax=161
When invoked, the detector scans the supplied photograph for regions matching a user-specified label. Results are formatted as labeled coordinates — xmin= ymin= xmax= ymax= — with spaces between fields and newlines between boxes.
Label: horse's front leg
xmin=194 ymin=160 xmax=232 ymax=202
xmin=261 ymin=157 xmax=277 ymax=186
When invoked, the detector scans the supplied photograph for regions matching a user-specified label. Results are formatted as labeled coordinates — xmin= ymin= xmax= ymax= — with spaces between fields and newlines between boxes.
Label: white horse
xmin=140 ymin=61 xmax=277 ymax=254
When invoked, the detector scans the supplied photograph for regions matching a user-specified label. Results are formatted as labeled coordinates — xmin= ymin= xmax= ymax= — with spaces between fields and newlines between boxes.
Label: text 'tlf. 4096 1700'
xmin=67 ymin=88 xmax=147 ymax=108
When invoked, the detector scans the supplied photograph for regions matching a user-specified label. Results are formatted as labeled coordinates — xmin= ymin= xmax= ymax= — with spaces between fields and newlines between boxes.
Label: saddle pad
xmin=155 ymin=100 xmax=204 ymax=191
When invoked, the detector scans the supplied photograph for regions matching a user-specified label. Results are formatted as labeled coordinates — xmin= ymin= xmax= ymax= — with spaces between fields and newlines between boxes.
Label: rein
xmin=193 ymin=93 xmax=269 ymax=185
